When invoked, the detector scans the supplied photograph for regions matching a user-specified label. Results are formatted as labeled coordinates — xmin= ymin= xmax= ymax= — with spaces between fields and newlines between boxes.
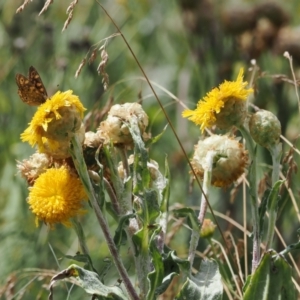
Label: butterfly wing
xmin=15 ymin=66 xmax=48 ymax=106
xmin=28 ymin=66 xmax=48 ymax=100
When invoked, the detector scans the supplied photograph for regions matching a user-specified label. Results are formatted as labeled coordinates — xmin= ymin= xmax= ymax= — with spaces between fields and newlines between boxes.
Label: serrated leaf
xmin=154 ymin=250 xmax=180 ymax=295
xmin=171 ymin=251 xmax=190 ymax=272
xmin=175 ymin=259 xmax=222 ymax=300
xmin=48 ymin=264 xmax=127 ymax=300
xmin=155 ymin=272 xmax=178 ymax=296
xmin=243 ymin=250 xmax=296 ymax=300
xmin=176 ymin=277 xmax=202 ymax=299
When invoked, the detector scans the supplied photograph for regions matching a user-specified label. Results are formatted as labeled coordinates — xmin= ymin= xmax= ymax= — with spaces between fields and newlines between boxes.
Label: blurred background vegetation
xmin=2 ymin=0 xmax=300 ymax=298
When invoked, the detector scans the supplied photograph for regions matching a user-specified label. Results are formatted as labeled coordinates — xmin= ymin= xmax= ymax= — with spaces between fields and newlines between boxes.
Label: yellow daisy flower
xmin=21 ymin=90 xmax=86 ymax=157
xmin=182 ymin=69 xmax=253 ymax=132
xmin=28 ymin=166 xmax=87 ymax=227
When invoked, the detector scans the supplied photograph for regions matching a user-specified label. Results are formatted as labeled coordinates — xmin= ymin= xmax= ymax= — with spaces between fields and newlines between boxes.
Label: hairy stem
xmin=238 ymin=125 xmax=260 ymax=273
xmin=265 ymin=143 xmax=282 ymax=250
xmin=188 ymin=150 xmax=214 ymax=269
xmin=70 ymin=136 xmax=139 ymax=300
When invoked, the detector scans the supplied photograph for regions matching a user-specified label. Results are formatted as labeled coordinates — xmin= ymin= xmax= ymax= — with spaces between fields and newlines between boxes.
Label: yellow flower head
xmin=192 ymin=135 xmax=248 ymax=188
xmin=21 ymin=90 xmax=86 ymax=158
xmin=28 ymin=166 xmax=87 ymax=227
xmin=182 ymin=69 xmax=253 ymax=132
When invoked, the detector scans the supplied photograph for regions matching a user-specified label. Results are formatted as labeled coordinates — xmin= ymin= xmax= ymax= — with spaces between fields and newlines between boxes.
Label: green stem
xmin=238 ymin=125 xmax=260 ymax=273
xmin=72 ymin=218 xmax=96 ymax=272
xmin=270 ymin=143 xmax=282 ymax=187
xmin=188 ymin=150 xmax=214 ymax=270
xmin=72 ymin=218 xmax=90 ymax=256
xmin=103 ymin=177 xmax=121 ymax=215
xmin=118 ymin=147 xmax=130 ymax=180
xmin=70 ymin=136 xmax=139 ymax=300
xmin=265 ymin=143 xmax=282 ymax=250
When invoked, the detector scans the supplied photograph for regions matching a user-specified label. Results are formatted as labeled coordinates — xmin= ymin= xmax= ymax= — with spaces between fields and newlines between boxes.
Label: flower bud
xmin=200 ymin=219 xmax=216 ymax=239
xmin=249 ymin=110 xmax=281 ymax=149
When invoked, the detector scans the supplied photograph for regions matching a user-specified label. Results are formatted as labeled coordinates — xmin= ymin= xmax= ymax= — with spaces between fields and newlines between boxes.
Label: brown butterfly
xmin=15 ymin=66 xmax=48 ymax=106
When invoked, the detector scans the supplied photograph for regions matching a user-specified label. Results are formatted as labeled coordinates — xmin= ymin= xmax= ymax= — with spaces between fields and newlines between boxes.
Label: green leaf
xmin=243 ymin=250 xmax=297 ymax=300
xmin=155 ymin=272 xmax=178 ymax=296
xmin=258 ymin=188 xmax=270 ymax=238
xmin=160 ymin=156 xmax=170 ymax=213
xmin=175 ymin=259 xmax=223 ymax=300
xmin=145 ymin=189 xmax=160 ymax=223
xmin=113 ymin=213 xmax=135 ymax=249
xmin=105 ymin=202 xmax=119 ymax=222
xmin=48 ymin=264 xmax=127 ymax=300
xmin=163 ymin=249 xmax=181 ymax=275
xmin=154 ymin=250 xmax=180 ymax=295
xmin=147 ymin=240 xmax=182 ymax=298
xmin=267 ymin=180 xmax=283 ymax=212
xmin=171 ymin=251 xmax=190 ymax=272
xmin=145 ymin=124 xmax=168 ymax=146
xmin=102 ymin=145 xmax=124 ymax=200
xmin=173 ymin=207 xmax=200 ymax=231
xmin=147 ymin=238 xmax=164 ymax=300
xmin=64 ymin=253 xmax=95 ymax=272
xmin=129 ymin=117 xmax=150 ymax=191
xmin=93 ymin=147 xmax=106 ymax=210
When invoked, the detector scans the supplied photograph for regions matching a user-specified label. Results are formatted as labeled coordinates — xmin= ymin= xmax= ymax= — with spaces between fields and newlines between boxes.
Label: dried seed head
xmin=97 ymin=103 xmax=149 ymax=146
xmin=75 ymin=58 xmax=86 ymax=78
xmin=88 ymin=49 xmax=98 ymax=64
xmin=191 ymin=135 xmax=248 ymax=188
xmin=39 ymin=0 xmax=54 ymax=16
xmin=62 ymin=0 xmax=79 ymax=32
xmin=16 ymin=0 xmax=31 ymax=13
xmin=17 ymin=153 xmax=51 ymax=185
xmin=97 ymin=49 xmax=109 ymax=91
xmin=84 ymin=131 xmax=103 ymax=148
